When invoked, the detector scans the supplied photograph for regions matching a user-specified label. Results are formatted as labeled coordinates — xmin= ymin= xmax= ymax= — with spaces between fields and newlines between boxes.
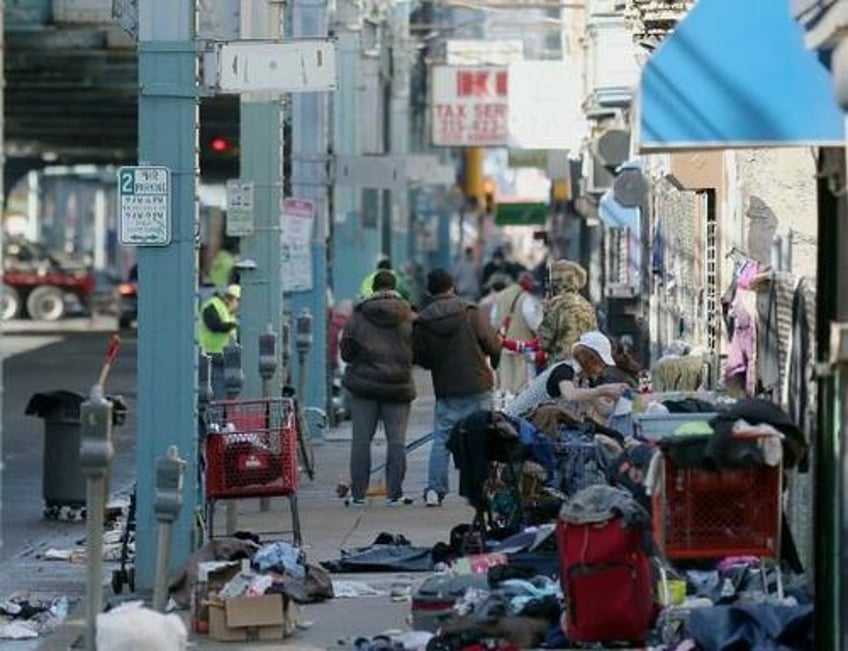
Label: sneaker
xmin=346 ymin=497 xmax=367 ymax=508
xmin=424 ymin=489 xmax=442 ymax=507
xmin=385 ymin=496 xmax=414 ymax=507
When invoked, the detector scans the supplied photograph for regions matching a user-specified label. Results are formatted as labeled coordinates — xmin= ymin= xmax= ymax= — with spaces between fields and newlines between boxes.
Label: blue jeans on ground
xmin=427 ymin=391 xmax=493 ymax=498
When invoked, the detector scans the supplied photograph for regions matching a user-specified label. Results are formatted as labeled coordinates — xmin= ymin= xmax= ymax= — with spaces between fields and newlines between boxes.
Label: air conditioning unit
xmin=582 ymin=156 xmax=614 ymax=196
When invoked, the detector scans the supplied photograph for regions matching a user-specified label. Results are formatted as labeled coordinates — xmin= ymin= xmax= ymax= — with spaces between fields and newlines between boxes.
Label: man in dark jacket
xmin=414 ymin=268 xmax=501 ymax=506
xmin=341 ymin=271 xmax=416 ymax=506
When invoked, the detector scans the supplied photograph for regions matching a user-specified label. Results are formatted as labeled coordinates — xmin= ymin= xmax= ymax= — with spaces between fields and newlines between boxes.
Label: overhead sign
xmin=117 ymin=166 xmax=171 ymax=247
xmin=226 ymin=180 xmax=255 ymax=236
xmin=495 ymin=202 xmax=548 ymax=227
xmin=207 ymin=40 xmax=337 ymax=94
xmin=335 ymin=155 xmax=406 ymax=191
xmin=431 ymin=66 xmax=509 ymax=147
xmin=281 ymin=198 xmax=315 ymax=293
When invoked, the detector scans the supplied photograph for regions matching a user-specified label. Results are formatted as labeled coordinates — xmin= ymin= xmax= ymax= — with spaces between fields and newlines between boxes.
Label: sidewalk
xmin=36 ymin=369 xmax=475 ymax=650
xmin=193 ymin=368 xmax=474 ymax=649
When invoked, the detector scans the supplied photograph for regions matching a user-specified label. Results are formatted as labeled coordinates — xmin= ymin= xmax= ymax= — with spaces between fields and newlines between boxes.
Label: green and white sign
xmin=226 ymin=180 xmax=255 ymax=236
xmin=118 ymin=166 xmax=171 ymax=246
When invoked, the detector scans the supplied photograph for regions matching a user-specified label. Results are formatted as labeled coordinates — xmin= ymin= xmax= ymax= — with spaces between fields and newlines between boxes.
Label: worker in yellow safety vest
xmin=198 ymin=284 xmax=241 ymax=355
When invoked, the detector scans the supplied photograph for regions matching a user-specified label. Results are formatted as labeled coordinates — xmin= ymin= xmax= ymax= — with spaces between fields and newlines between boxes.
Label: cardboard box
xmin=208 ymin=594 xmax=290 ymax=642
xmin=192 ymin=559 xmax=251 ymax=634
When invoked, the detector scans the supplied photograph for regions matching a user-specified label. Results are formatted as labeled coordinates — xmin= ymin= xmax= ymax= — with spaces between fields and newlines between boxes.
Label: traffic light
xmin=484 ymin=179 xmax=496 ymax=216
xmin=208 ymin=136 xmax=234 ymax=154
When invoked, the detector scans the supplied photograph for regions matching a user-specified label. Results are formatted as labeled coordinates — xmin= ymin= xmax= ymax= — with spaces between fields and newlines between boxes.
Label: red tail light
xmin=118 ymin=282 xmax=136 ymax=296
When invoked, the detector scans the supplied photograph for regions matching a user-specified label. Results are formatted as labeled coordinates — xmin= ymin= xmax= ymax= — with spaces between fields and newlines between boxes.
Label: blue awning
xmin=639 ymin=0 xmax=845 ymax=151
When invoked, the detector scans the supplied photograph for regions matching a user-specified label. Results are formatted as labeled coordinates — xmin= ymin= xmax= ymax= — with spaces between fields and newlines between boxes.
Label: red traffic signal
xmin=210 ymin=137 xmax=231 ymax=153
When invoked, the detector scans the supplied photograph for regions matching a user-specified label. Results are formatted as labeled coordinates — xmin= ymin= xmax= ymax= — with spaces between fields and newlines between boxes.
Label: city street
xmin=0 ymin=320 xmax=137 ymax=594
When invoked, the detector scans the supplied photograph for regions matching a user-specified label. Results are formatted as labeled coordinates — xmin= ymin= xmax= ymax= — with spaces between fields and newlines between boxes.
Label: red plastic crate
xmin=652 ymin=438 xmax=782 ymax=560
xmin=204 ymin=398 xmax=298 ymax=499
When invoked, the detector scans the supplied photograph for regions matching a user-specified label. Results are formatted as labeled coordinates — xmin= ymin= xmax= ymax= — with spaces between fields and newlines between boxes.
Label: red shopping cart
xmin=203 ymin=397 xmax=301 ymax=544
xmin=652 ymin=431 xmax=784 ymax=596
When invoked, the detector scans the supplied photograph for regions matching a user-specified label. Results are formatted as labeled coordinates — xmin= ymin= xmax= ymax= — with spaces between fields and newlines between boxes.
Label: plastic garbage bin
xmin=25 ymin=391 xmax=126 ymax=520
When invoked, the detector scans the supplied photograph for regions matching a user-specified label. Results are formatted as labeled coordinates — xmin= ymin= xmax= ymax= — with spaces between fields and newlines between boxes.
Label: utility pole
xmin=135 ymin=0 xmax=199 ymax=588
xmin=389 ymin=0 xmax=412 ymax=268
xmin=239 ymin=0 xmax=285 ymax=401
xmin=290 ymin=0 xmax=330 ymax=415
xmin=330 ymin=0 xmax=369 ymax=301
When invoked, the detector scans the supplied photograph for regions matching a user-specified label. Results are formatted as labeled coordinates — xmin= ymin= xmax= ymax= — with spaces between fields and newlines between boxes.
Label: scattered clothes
xmin=269 ymin=563 xmax=335 ymax=604
xmin=558 ymin=484 xmax=651 ymax=529
xmin=664 ymin=398 xmax=719 ymax=414
xmin=323 ymin=544 xmax=434 ymax=573
xmin=169 ymin=537 xmax=259 ymax=608
xmin=253 ymin=541 xmax=306 ymax=579
xmin=96 ymin=601 xmax=187 ymax=650
xmin=0 ymin=622 xmax=38 ymax=639
xmin=331 ymin=580 xmax=388 ymax=598
xmin=687 ymin=604 xmax=814 ymax=651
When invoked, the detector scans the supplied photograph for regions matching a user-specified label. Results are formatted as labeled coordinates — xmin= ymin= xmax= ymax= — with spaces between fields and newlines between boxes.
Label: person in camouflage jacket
xmin=537 ymin=259 xmax=597 ymax=363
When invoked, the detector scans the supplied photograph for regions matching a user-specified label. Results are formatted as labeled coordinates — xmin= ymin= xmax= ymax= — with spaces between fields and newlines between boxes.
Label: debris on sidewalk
xmin=97 ymin=601 xmax=187 ymax=650
xmin=322 ymin=532 xmax=435 ymax=573
xmin=0 ymin=595 xmax=69 ymax=639
xmin=331 ymin=580 xmax=388 ymax=598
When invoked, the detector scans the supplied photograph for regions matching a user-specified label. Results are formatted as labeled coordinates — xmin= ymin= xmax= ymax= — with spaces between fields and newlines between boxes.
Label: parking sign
xmin=118 ymin=166 xmax=172 ymax=246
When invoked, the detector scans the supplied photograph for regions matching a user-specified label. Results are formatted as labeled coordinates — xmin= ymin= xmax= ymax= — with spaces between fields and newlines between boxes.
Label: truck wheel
xmin=0 ymin=285 xmax=20 ymax=320
xmin=26 ymin=286 xmax=65 ymax=321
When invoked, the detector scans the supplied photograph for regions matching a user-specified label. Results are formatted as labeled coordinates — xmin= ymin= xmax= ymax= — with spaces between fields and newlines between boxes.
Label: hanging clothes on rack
xmin=751 ymin=269 xmax=799 ymax=404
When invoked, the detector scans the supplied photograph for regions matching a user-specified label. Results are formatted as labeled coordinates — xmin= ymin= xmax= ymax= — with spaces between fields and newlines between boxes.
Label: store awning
xmin=638 ymin=0 xmax=845 ymax=151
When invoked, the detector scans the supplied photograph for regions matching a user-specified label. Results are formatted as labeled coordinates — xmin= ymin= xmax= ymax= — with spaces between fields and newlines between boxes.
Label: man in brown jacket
xmin=413 ymin=268 xmax=501 ymax=506
xmin=341 ymin=271 xmax=416 ymax=506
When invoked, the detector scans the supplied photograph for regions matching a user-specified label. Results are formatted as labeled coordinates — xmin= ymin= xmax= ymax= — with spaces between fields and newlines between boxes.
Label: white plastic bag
xmin=96 ymin=601 xmax=187 ymax=651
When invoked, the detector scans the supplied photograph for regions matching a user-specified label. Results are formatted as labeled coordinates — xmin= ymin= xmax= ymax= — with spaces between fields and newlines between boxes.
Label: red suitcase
xmin=556 ymin=517 xmax=655 ymax=644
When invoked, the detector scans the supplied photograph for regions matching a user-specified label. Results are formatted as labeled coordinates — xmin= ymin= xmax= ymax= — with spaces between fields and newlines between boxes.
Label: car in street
xmin=0 ymin=236 xmax=95 ymax=321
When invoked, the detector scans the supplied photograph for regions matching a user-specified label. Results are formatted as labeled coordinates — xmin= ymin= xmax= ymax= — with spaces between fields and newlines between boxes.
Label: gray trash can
xmin=25 ymin=391 xmax=126 ymax=520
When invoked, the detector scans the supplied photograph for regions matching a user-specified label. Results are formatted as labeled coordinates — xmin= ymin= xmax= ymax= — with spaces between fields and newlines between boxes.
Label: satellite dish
xmin=613 ymin=168 xmax=648 ymax=208
xmin=595 ymin=130 xmax=631 ymax=168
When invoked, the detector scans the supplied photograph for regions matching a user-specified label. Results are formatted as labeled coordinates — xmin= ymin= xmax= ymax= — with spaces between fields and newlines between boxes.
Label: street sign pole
xmin=135 ymin=0 xmax=198 ymax=589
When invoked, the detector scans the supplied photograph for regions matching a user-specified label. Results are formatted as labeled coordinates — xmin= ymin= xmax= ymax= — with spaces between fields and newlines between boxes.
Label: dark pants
xmin=350 ymin=395 xmax=411 ymax=500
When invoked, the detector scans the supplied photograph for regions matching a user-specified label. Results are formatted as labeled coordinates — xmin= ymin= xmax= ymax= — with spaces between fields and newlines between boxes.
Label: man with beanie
xmin=341 ymin=270 xmax=416 ymax=506
xmin=414 ymin=268 xmax=501 ymax=506
xmin=538 ymin=259 xmax=597 ymax=363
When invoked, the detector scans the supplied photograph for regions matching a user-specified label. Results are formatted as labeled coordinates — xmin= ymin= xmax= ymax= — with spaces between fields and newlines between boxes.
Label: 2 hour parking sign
xmin=118 ymin=166 xmax=172 ymax=246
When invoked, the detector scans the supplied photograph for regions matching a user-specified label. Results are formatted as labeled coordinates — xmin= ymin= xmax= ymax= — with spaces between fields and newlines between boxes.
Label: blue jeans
xmin=427 ymin=392 xmax=493 ymax=498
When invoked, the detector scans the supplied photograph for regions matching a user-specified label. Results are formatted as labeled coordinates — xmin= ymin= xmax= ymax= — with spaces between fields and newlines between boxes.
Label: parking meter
xmin=296 ymin=308 xmax=314 ymax=356
xmin=80 ymin=384 xmax=113 ymax=651
xmin=198 ymin=352 xmax=213 ymax=407
xmin=223 ymin=342 xmax=244 ymax=399
xmin=259 ymin=327 xmax=278 ymax=383
xmin=153 ymin=446 xmax=186 ymax=612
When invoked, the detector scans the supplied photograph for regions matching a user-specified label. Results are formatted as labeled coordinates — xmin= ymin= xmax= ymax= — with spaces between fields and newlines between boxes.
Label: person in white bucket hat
xmin=504 ymin=330 xmax=629 ymax=421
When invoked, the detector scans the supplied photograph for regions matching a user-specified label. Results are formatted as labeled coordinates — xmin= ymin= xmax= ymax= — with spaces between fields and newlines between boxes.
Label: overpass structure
xmin=4 ymin=0 xmax=239 ymax=192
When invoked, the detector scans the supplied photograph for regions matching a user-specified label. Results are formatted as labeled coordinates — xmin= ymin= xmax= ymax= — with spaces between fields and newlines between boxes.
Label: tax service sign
xmin=430 ymin=66 xmax=509 ymax=147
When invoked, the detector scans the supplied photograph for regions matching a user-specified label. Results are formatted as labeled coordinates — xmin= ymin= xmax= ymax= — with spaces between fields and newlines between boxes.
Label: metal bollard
xmin=153 ymin=446 xmax=186 ymax=612
xmin=79 ymin=385 xmax=114 ymax=651
xmin=222 ymin=343 xmax=243 ymax=532
xmin=223 ymin=343 xmax=245 ymax=400
xmin=258 ymin=327 xmax=277 ymax=512
xmin=295 ymin=308 xmax=323 ymax=444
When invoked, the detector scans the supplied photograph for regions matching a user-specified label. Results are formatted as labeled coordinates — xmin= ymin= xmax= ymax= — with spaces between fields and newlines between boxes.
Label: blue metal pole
xmin=135 ymin=0 xmax=198 ymax=588
xmin=239 ymin=0 xmax=285 ymax=400
xmin=290 ymin=0 xmax=329 ymax=414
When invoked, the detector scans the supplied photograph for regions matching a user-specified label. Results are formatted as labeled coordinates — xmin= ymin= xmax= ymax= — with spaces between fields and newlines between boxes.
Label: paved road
xmin=1 ymin=327 xmax=138 ymax=561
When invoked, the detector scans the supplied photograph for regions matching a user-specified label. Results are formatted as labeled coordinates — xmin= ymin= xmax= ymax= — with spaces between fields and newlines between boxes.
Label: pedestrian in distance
xmin=537 ymin=259 xmax=598 ymax=363
xmin=413 ymin=268 xmax=502 ymax=507
xmin=359 ymin=257 xmax=412 ymax=303
xmin=198 ymin=284 xmax=241 ymax=400
xmin=341 ymin=270 xmax=417 ymax=506
xmin=452 ymin=246 xmax=479 ymax=301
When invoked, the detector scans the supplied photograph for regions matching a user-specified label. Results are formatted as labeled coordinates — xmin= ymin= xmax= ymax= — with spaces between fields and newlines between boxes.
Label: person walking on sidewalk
xmin=414 ymin=269 xmax=502 ymax=507
xmin=341 ymin=270 xmax=417 ymax=506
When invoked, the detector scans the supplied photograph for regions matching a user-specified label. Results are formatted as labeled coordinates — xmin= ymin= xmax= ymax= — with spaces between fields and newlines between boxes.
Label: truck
xmin=0 ymin=236 xmax=96 ymax=321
